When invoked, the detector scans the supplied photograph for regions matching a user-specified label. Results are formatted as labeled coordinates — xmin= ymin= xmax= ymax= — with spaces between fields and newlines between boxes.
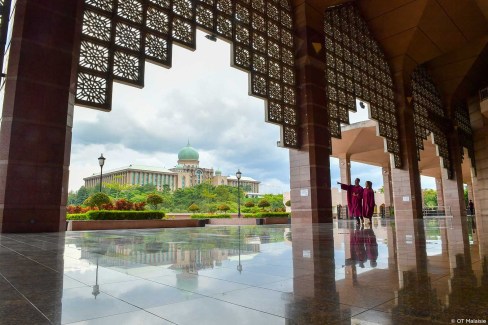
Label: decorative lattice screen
xmin=0 ymin=0 xmax=12 ymax=84
xmin=453 ymin=100 xmax=476 ymax=174
xmin=411 ymin=66 xmax=452 ymax=178
xmin=324 ymin=4 xmax=401 ymax=168
xmin=76 ymin=0 xmax=299 ymax=148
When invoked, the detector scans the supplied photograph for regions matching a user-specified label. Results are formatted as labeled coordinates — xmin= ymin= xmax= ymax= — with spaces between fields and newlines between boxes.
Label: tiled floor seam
xmin=0 ymin=272 xmax=53 ymax=324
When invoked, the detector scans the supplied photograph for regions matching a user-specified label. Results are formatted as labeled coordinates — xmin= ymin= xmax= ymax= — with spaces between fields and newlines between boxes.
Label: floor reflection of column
xmin=393 ymin=219 xmax=441 ymax=319
xmin=285 ymin=224 xmax=343 ymax=323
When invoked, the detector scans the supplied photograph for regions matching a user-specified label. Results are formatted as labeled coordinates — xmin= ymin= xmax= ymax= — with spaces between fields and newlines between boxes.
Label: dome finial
xmin=187 ymin=138 xmax=190 ymax=146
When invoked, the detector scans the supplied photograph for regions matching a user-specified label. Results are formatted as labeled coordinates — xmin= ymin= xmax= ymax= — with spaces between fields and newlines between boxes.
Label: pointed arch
xmin=453 ymin=100 xmax=476 ymax=175
xmin=411 ymin=65 xmax=452 ymax=178
xmin=75 ymin=0 xmax=299 ymax=148
xmin=323 ymin=4 xmax=401 ymax=168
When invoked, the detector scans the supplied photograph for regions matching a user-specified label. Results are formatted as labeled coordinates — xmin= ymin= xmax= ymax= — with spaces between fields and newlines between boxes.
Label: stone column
xmin=382 ymin=163 xmax=393 ymax=212
xmin=435 ymin=178 xmax=444 ymax=208
xmin=289 ymin=2 xmax=332 ymax=223
xmin=440 ymin=122 xmax=467 ymax=223
xmin=0 ymin=0 xmax=83 ymax=232
xmin=389 ymin=72 xmax=423 ymax=221
xmin=339 ymin=155 xmax=351 ymax=206
xmin=469 ymin=97 xmax=488 ymax=237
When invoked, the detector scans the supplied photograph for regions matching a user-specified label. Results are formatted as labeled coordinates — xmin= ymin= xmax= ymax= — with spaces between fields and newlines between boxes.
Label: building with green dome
xmin=83 ymin=142 xmax=260 ymax=192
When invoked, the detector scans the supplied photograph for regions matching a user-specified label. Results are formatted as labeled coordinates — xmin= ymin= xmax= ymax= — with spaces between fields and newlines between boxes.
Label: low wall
xmin=264 ymin=217 xmax=290 ymax=225
xmin=67 ymin=219 xmax=203 ymax=231
xmin=67 ymin=217 xmax=290 ymax=231
xmin=207 ymin=217 xmax=290 ymax=226
xmin=208 ymin=218 xmax=260 ymax=226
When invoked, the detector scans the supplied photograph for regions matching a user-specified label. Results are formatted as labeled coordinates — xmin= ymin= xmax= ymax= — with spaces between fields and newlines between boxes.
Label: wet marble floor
xmin=0 ymin=217 xmax=487 ymax=324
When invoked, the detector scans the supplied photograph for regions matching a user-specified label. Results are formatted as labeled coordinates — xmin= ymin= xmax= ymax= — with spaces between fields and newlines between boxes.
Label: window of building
xmin=196 ymin=169 xmax=202 ymax=184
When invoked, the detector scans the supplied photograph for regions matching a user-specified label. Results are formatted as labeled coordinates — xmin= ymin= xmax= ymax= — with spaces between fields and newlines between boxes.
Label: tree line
xmin=68 ymin=181 xmax=285 ymax=213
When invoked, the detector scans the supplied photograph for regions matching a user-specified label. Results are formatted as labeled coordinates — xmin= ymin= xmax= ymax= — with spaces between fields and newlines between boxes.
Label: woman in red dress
xmin=362 ymin=181 xmax=375 ymax=224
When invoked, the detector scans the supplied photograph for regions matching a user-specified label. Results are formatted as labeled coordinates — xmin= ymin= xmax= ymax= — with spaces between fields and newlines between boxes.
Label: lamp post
xmin=98 ymin=154 xmax=106 ymax=192
xmin=236 ymin=169 xmax=242 ymax=218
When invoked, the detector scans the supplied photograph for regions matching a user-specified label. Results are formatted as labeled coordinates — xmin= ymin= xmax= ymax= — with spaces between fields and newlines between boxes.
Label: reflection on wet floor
xmin=0 ymin=217 xmax=487 ymax=324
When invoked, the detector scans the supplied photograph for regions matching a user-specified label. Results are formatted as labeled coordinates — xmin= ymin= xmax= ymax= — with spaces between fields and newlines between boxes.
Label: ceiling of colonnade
xmin=331 ymin=121 xmax=473 ymax=184
xmin=298 ymin=0 xmax=488 ymax=99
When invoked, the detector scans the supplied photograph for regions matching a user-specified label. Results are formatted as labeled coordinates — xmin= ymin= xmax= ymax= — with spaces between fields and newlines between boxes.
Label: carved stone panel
xmin=324 ymin=4 xmax=401 ymax=168
xmin=76 ymin=0 xmax=299 ymax=148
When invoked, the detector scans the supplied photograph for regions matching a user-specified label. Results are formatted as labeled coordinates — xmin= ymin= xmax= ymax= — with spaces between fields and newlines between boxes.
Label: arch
xmin=196 ymin=168 xmax=202 ymax=184
xmin=75 ymin=0 xmax=299 ymax=148
xmin=411 ymin=65 xmax=452 ymax=179
xmin=323 ymin=4 xmax=402 ymax=168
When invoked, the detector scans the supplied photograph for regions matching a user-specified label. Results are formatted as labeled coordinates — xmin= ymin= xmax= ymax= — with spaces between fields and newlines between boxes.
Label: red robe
xmin=340 ymin=184 xmax=363 ymax=217
xmin=362 ymin=188 xmax=375 ymax=218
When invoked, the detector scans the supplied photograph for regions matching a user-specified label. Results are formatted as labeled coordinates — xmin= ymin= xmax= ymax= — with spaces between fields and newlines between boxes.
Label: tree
xmin=285 ymin=200 xmax=291 ymax=207
xmin=218 ymin=204 xmax=230 ymax=213
xmin=188 ymin=203 xmax=200 ymax=213
xmin=244 ymin=201 xmax=255 ymax=208
xmin=84 ymin=192 xmax=111 ymax=209
xmin=423 ymin=189 xmax=437 ymax=207
xmin=258 ymin=199 xmax=271 ymax=210
xmin=105 ymin=179 xmax=137 ymax=200
xmin=146 ymin=194 xmax=163 ymax=210
xmin=76 ymin=186 xmax=90 ymax=205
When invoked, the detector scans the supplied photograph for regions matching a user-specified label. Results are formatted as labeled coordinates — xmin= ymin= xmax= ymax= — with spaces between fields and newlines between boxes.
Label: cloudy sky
xmin=69 ymin=31 xmax=435 ymax=193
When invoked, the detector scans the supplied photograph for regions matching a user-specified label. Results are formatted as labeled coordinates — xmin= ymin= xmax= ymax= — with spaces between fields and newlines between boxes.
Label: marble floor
xmin=0 ymin=217 xmax=487 ymax=324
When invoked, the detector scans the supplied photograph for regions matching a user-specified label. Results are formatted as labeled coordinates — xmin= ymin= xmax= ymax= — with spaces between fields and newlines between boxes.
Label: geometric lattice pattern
xmin=453 ymin=100 xmax=476 ymax=174
xmin=0 ymin=0 xmax=12 ymax=83
xmin=76 ymin=0 xmax=299 ymax=148
xmin=411 ymin=65 xmax=452 ymax=178
xmin=324 ymin=4 xmax=401 ymax=168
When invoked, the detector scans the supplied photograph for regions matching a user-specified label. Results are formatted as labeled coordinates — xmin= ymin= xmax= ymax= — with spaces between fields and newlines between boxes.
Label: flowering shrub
xmin=67 ymin=205 xmax=91 ymax=214
xmin=114 ymin=199 xmax=133 ymax=210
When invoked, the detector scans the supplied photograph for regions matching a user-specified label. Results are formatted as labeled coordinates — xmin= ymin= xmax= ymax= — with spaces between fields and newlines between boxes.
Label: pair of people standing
xmin=337 ymin=178 xmax=375 ymax=224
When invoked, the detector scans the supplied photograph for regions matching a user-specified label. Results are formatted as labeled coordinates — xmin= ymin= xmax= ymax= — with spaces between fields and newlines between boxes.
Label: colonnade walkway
xmin=1 ymin=217 xmax=486 ymax=324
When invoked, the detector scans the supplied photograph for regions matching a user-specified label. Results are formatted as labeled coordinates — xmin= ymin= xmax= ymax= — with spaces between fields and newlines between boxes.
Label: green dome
xmin=178 ymin=142 xmax=199 ymax=161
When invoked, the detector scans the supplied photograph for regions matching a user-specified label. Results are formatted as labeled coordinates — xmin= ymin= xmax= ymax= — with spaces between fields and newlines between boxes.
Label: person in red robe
xmin=364 ymin=227 xmax=378 ymax=268
xmin=337 ymin=178 xmax=363 ymax=224
xmin=362 ymin=181 xmax=375 ymax=225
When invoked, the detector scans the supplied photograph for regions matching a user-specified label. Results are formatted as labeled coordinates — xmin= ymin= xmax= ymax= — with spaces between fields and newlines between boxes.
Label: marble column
xmin=339 ymin=155 xmax=351 ymax=206
xmin=440 ymin=116 xmax=467 ymax=223
xmin=0 ymin=0 xmax=83 ymax=232
xmin=469 ymin=97 xmax=488 ymax=238
xmin=389 ymin=72 xmax=423 ymax=221
xmin=289 ymin=2 xmax=332 ymax=223
xmin=382 ymin=164 xmax=393 ymax=213
xmin=435 ymin=178 xmax=444 ymax=208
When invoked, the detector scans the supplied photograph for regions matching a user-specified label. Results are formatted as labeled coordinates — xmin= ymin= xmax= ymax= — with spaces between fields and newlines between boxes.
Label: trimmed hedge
xmin=66 ymin=213 xmax=88 ymax=220
xmin=244 ymin=212 xmax=290 ymax=218
xmin=67 ymin=210 xmax=164 ymax=221
xmin=191 ymin=214 xmax=231 ymax=219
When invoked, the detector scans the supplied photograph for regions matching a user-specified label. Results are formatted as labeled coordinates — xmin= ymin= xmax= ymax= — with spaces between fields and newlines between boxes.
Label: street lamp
xmin=236 ymin=169 xmax=242 ymax=218
xmin=98 ymin=154 xmax=106 ymax=192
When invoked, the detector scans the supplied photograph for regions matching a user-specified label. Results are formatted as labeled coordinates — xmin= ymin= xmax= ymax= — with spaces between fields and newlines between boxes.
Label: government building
xmin=83 ymin=142 xmax=260 ymax=193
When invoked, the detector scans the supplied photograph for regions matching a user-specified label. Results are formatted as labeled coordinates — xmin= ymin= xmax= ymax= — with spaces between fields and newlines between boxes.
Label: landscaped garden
xmin=67 ymin=182 xmax=289 ymax=221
